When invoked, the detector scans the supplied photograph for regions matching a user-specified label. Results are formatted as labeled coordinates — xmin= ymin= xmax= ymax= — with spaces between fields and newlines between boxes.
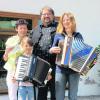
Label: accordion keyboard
xmin=15 ymin=56 xmax=30 ymax=81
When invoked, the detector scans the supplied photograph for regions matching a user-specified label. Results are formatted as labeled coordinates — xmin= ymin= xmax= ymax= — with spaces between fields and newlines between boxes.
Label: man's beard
xmin=44 ymin=20 xmax=51 ymax=26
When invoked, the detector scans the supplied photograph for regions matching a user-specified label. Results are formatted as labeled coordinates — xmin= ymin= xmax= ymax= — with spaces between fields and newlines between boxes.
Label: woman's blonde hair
xmin=56 ymin=12 xmax=76 ymax=34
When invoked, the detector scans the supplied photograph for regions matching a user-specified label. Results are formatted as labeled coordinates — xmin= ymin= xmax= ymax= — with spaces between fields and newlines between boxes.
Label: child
xmin=16 ymin=36 xmax=36 ymax=100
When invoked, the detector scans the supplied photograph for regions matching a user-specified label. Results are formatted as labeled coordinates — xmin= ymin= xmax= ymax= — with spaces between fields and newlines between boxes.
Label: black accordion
xmin=15 ymin=55 xmax=51 ymax=85
xmin=56 ymin=36 xmax=98 ymax=75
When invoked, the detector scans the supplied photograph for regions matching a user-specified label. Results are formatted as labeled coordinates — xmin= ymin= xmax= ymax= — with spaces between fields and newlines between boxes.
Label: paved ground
xmin=0 ymin=94 xmax=100 ymax=100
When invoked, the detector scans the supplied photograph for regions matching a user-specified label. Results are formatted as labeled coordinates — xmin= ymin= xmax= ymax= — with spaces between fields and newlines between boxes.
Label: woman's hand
xmin=3 ymin=47 xmax=14 ymax=61
xmin=3 ymin=53 xmax=8 ymax=61
xmin=49 ymin=47 xmax=61 ymax=54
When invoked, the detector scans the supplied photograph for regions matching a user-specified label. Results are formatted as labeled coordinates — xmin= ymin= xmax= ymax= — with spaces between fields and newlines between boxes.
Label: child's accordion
xmin=15 ymin=55 xmax=51 ymax=85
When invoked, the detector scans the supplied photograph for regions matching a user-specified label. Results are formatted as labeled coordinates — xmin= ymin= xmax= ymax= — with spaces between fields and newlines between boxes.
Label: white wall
xmin=0 ymin=0 xmax=100 ymax=47
xmin=0 ymin=0 xmax=100 ymax=96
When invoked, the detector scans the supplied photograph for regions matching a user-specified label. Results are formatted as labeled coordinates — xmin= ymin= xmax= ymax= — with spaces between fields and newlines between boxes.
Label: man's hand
xmin=49 ymin=47 xmax=61 ymax=54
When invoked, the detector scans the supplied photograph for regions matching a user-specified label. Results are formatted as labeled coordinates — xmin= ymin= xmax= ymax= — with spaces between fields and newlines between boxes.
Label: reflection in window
xmin=0 ymin=20 xmax=16 ymax=30
xmin=0 ymin=17 xmax=32 ymax=31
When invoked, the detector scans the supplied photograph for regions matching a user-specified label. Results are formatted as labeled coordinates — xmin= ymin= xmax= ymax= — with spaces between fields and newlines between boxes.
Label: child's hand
xmin=47 ymin=73 xmax=52 ymax=81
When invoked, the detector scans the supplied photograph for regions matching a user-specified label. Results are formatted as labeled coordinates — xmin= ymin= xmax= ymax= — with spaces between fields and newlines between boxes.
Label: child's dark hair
xmin=27 ymin=38 xmax=33 ymax=47
xmin=15 ymin=19 xmax=28 ymax=28
xmin=21 ymin=36 xmax=33 ymax=47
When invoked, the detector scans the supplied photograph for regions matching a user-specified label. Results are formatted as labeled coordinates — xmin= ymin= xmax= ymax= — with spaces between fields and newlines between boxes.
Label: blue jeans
xmin=55 ymin=68 xmax=80 ymax=100
xmin=18 ymin=86 xmax=37 ymax=100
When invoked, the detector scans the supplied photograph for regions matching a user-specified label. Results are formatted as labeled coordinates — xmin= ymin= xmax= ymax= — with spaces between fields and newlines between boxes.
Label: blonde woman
xmin=50 ymin=12 xmax=83 ymax=100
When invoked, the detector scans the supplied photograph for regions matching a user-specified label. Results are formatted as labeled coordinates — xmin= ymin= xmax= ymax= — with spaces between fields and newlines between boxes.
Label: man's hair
xmin=40 ymin=6 xmax=55 ymax=15
xmin=15 ymin=19 xmax=28 ymax=28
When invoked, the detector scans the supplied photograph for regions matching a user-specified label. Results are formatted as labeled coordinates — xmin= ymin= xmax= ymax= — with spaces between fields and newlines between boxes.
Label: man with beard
xmin=31 ymin=6 xmax=58 ymax=100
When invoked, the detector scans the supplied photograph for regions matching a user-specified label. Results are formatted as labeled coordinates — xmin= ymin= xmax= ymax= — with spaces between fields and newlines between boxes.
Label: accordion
xmin=56 ymin=36 xmax=72 ymax=66
xmin=15 ymin=55 xmax=50 ymax=85
xmin=56 ymin=36 xmax=97 ymax=75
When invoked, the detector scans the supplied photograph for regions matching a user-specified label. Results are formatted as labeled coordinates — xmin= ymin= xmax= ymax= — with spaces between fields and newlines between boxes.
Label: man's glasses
xmin=42 ymin=13 xmax=52 ymax=16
